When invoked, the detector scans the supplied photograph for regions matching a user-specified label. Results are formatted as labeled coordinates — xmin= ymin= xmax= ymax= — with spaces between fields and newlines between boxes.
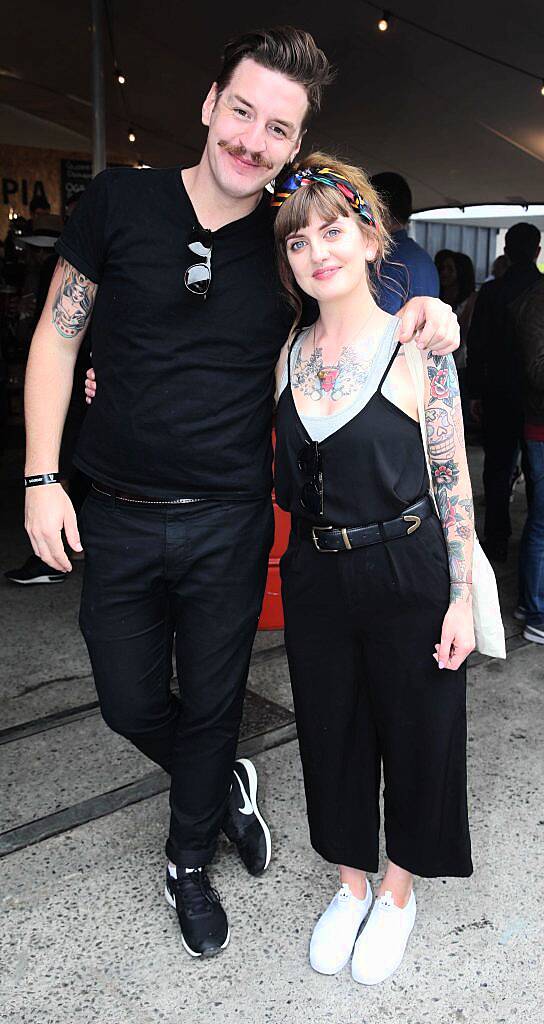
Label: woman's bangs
xmin=277 ymin=184 xmax=351 ymax=242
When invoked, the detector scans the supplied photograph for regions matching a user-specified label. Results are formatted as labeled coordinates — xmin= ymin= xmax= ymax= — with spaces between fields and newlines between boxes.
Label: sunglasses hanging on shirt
xmin=185 ymin=225 xmax=213 ymax=297
xmin=297 ymin=440 xmax=324 ymax=517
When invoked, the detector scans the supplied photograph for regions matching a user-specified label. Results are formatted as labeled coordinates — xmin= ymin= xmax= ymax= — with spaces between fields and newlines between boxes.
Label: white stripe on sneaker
xmin=236 ymin=758 xmax=272 ymax=871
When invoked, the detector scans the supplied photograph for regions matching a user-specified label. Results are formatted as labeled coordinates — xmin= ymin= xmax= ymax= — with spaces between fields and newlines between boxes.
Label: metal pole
xmin=91 ymin=0 xmax=106 ymax=177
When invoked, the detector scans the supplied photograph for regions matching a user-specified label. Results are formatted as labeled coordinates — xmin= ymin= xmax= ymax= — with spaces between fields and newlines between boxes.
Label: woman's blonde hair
xmin=273 ymin=152 xmax=393 ymax=335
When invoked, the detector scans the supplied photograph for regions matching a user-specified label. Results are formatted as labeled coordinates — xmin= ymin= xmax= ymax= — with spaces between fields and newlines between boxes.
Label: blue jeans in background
xmin=519 ymin=440 xmax=544 ymax=627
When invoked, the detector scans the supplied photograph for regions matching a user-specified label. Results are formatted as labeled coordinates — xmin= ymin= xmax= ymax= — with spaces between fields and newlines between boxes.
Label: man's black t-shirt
xmin=55 ymin=167 xmax=293 ymax=499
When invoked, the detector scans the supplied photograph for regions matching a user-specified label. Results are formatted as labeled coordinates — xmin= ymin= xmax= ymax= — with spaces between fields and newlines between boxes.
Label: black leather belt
xmin=91 ymin=482 xmax=203 ymax=506
xmin=294 ymin=494 xmax=433 ymax=552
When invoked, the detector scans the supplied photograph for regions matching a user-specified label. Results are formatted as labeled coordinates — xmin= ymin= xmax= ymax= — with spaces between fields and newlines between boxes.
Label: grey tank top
xmin=278 ymin=314 xmax=401 ymax=443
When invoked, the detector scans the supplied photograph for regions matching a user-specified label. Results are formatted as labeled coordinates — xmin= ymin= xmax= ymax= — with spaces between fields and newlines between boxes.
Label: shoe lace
xmin=175 ymin=868 xmax=221 ymax=914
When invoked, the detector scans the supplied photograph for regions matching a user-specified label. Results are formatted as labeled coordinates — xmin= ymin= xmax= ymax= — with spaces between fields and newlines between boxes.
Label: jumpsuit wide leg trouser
xmin=281 ymin=512 xmax=473 ymax=879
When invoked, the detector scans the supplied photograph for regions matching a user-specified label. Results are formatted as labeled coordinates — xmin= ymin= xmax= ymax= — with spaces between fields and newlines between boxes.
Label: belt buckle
xmin=311 ymin=525 xmax=338 ymax=553
xmin=403 ymin=514 xmax=421 ymax=535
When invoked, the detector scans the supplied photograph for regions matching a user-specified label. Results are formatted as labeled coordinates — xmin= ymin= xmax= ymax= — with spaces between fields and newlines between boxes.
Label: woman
xmin=272 ymin=156 xmax=475 ymax=985
xmin=436 ymin=250 xmax=477 ymax=366
xmin=436 ymin=249 xmax=477 ymax=425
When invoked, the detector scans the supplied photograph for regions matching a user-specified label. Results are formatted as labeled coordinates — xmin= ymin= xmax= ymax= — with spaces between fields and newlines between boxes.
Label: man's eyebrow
xmin=232 ymin=94 xmax=296 ymax=131
xmin=232 ymin=94 xmax=255 ymax=109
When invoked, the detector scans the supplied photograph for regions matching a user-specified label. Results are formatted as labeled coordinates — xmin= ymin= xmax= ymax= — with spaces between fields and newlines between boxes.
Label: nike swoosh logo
xmin=233 ymin=770 xmax=253 ymax=816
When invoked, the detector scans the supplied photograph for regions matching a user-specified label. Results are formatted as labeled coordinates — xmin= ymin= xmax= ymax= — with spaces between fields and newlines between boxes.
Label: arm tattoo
xmin=52 ymin=259 xmax=96 ymax=340
xmin=425 ymin=354 xmax=474 ymax=604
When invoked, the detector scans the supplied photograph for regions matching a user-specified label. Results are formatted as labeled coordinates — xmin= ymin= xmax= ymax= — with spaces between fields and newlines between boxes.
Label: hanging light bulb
xmin=378 ymin=11 xmax=390 ymax=32
xmin=117 ymin=71 xmax=126 ymax=85
xmin=541 ymin=79 xmax=544 ymax=95
xmin=128 ymin=130 xmax=136 ymax=143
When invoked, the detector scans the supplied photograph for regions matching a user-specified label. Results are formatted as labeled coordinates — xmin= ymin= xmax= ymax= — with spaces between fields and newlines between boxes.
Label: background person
xmin=436 ymin=250 xmax=478 ymax=421
xmin=467 ymin=222 xmax=541 ymax=562
xmin=369 ymin=171 xmax=440 ymax=314
xmin=512 ymin=278 xmax=544 ymax=644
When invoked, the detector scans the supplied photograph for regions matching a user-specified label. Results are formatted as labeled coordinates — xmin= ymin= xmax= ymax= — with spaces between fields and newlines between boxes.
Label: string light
xmin=117 ymin=70 xmax=126 ymax=85
xmin=128 ymin=130 xmax=136 ymax=143
xmin=365 ymin=2 xmax=544 ymax=95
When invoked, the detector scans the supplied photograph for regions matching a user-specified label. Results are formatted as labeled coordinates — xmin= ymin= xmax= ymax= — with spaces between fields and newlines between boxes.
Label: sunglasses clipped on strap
xmin=297 ymin=439 xmax=324 ymax=517
xmin=185 ymin=225 xmax=213 ymax=297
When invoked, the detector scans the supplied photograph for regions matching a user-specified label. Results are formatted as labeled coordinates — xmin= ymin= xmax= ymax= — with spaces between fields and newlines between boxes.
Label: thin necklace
xmin=312 ymin=307 xmax=378 ymax=382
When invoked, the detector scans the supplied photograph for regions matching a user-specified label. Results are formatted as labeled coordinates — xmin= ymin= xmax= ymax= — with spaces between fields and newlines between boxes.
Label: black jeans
xmin=78 ymin=488 xmax=274 ymax=867
xmin=482 ymin=397 xmax=524 ymax=545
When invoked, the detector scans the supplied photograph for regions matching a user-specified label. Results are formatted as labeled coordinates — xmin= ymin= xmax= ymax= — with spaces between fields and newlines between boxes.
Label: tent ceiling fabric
xmin=2 ymin=1 xmax=544 ymax=210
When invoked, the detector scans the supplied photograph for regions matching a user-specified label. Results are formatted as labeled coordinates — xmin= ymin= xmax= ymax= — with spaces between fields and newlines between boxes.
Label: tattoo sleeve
xmin=52 ymin=259 xmax=97 ymax=340
xmin=424 ymin=353 xmax=474 ymax=604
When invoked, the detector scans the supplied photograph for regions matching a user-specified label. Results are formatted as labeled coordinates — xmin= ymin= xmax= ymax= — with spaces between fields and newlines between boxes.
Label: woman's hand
xmin=433 ymin=599 xmax=475 ymax=671
xmin=397 ymin=297 xmax=460 ymax=355
xmin=85 ymin=366 xmax=96 ymax=404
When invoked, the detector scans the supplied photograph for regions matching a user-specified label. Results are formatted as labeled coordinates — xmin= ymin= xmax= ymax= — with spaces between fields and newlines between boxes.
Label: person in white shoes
xmin=272 ymin=154 xmax=476 ymax=984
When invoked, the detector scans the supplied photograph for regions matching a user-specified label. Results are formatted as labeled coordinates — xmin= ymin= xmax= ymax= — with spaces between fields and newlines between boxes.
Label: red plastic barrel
xmin=258 ymin=429 xmax=291 ymax=629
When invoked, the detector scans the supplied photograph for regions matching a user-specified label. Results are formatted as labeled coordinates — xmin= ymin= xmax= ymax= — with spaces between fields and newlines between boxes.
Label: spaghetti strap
xmin=378 ymin=340 xmax=401 ymax=392
xmin=287 ymin=328 xmax=305 ymax=385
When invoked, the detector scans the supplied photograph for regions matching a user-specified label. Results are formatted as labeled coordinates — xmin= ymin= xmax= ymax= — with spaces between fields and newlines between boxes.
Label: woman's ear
xmin=364 ymin=236 xmax=379 ymax=263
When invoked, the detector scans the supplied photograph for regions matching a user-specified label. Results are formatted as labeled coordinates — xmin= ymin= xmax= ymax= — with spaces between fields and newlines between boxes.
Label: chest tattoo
xmin=292 ymin=345 xmax=375 ymax=402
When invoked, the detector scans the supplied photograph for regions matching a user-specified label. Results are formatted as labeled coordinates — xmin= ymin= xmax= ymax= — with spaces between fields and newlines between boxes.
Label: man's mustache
xmin=218 ymin=140 xmax=273 ymax=171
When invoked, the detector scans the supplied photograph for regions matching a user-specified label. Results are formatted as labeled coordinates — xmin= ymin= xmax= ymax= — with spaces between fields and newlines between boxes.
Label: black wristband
xmin=24 ymin=473 xmax=62 ymax=488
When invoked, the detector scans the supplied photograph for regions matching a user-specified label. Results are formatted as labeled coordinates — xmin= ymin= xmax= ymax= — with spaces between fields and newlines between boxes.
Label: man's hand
xmin=85 ymin=366 xmax=96 ymax=404
xmin=25 ymin=485 xmax=82 ymax=572
xmin=397 ymin=297 xmax=460 ymax=355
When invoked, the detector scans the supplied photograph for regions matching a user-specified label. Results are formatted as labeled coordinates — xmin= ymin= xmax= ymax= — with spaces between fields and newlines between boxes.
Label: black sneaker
xmin=222 ymin=758 xmax=272 ymax=876
xmin=165 ymin=865 xmax=229 ymax=957
xmin=523 ymin=622 xmax=544 ymax=645
xmin=4 ymin=554 xmax=67 ymax=585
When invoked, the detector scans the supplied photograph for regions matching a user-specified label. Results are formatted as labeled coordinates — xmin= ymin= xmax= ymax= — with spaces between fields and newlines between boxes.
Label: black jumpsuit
xmin=274 ymin=338 xmax=473 ymax=878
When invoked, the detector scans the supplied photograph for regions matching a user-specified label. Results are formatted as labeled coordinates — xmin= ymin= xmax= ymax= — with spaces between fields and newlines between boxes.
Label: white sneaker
xmin=351 ymin=888 xmax=416 ymax=985
xmin=310 ymin=880 xmax=373 ymax=975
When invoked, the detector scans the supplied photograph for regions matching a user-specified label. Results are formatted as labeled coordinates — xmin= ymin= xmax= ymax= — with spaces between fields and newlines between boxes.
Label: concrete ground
xmin=1 ymin=442 xmax=543 ymax=1024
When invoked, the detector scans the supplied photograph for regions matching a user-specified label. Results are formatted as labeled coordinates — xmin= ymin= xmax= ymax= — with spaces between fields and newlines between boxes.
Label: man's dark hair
xmin=370 ymin=172 xmax=412 ymax=225
xmin=215 ymin=26 xmax=335 ymax=131
xmin=504 ymin=222 xmax=541 ymax=263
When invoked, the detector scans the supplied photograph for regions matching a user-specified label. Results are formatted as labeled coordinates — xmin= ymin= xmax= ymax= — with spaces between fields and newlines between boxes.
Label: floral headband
xmin=271 ymin=166 xmax=376 ymax=228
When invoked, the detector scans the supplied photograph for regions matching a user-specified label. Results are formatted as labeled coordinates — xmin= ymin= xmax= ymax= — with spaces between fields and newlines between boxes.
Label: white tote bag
xmin=404 ymin=340 xmax=506 ymax=659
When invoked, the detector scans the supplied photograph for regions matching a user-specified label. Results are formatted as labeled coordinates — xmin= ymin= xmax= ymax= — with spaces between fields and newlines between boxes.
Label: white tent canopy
xmin=1 ymin=1 xmax=543 ymax=211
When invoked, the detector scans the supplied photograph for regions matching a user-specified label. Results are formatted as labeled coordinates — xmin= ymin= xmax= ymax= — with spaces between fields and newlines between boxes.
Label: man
xmin=24 ymin=27 xmax=459 ymax=958
xmin=370 ymin=171 xmax=440 ymax=314
xmin=512 ymin=279 xmax=544 ymax=644
xmin=467 ymin=223 xmax=541 ymax=562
